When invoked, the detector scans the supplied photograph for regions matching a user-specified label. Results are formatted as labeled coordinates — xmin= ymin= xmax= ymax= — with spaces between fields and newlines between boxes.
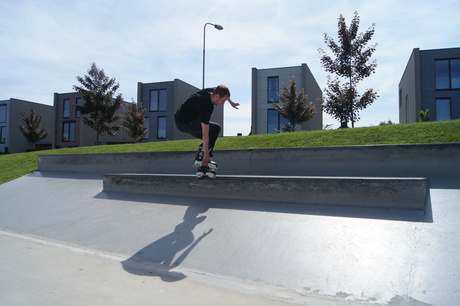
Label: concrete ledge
xmin=39 ymin=143 xmax=460 ymax=177
xmin=103 ymin=174 xmax=428 ymax=210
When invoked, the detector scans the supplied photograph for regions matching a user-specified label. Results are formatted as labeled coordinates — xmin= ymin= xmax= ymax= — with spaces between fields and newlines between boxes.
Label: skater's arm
xmin=228 ymin=98 xmax=239 ymax=110
xmin=201 ymin=122 xmax=211 ymax=166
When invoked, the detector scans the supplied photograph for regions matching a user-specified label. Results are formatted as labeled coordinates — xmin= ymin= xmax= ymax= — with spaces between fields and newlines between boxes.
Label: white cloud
xmin=1 ymin=0 xmax=459 ymax=135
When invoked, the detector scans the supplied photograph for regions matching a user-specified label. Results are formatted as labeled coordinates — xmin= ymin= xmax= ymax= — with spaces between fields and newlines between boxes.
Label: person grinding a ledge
xmin=174 ymin=85 xmax=240 ymax=178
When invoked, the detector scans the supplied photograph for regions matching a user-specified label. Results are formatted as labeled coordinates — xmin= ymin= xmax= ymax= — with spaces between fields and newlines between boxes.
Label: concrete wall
xmin=53 ymin=92 xmax=131 ymax=148
xmin=1 ymin=99 xmax=54 ymax=153
xmin=251 ymin=64 xmax=322 ymax=135
xmin=137 ymin=79 xmax=222 ymax=142
xmin=399 ymin=48 xmax=420 ymax=124
xmin=39 ymin=143 xmax=460 ymax=178
xmin=419 ymin=48 xmax=460 ymax=121
xmin=399 ymin=47 xmax=460 ymax=123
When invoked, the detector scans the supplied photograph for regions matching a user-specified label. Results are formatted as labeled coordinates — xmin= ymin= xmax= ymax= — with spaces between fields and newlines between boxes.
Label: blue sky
xmin=1 ymin=0 xmax=459 ymax=136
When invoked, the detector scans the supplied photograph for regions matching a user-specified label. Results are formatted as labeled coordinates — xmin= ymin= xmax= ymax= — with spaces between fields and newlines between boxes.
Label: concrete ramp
xmin=103 ymin=174 xmax=428 ymax=210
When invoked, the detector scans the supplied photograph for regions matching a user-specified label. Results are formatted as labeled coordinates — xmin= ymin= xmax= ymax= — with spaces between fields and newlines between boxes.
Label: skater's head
xmin=211 ymin=85 xmax=230 ymax=106
xmin=213 ymin=85 xmax=230 ymax=98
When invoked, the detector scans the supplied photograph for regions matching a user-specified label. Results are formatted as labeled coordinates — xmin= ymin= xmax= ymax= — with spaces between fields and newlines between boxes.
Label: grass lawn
xmin=1 ymin=119 xmax=459 ymax=185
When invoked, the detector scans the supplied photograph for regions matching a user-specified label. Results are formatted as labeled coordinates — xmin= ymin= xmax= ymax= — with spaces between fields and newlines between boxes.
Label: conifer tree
xmin=18 ymin=108 xmax=49 ymax=150
xmin=123 ymin=100 xmax=147 ymax=143
xmin=73 ymin=62 xmax=123 ymax=145
xmin=273 ymin=77 xmax=316 ymax=132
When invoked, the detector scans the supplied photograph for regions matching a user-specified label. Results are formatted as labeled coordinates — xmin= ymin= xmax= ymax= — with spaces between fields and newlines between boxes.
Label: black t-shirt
xmin=175 ymin=88 xmax=215 ymax=125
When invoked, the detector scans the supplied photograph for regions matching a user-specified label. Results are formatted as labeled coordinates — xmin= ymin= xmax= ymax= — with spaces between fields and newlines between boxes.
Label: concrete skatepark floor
xmin=1 ymin=171 xmax=460 ymax=305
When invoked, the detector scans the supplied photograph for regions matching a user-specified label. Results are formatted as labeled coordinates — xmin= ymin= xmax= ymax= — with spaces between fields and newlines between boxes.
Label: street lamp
xmin=202 ymin=22 xmax=223 ymax=89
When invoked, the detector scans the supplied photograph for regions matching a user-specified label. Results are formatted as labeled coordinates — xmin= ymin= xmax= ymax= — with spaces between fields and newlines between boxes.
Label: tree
xmin=18 ymin=108 xmax=49 ymax=150
xmin=420 ymin=109 xmax=430 ymax=122
xmin=123 ymin=100 xmax=147 ymax=142
xmin=318 ymin=11 xmax=378 ymax=128
xmin=73 ymin=62 xmax=123 ymax=145
xmin=272 ymin=77 xmax=316 ymax=132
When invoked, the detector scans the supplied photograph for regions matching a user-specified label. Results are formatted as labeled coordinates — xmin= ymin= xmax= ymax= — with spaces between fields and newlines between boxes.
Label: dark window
xmin=267 ymin=77 xmax=279 ymax=103
xmin=452 ymin=59 xmax=460 ymax=88
xmin=0 ymin=126 xmax=5 ymax=143
xmin=436 ymin=98 xmax=451 ymax=121
xmin=62 ymin=122 xmax=76 ymax=142
xmin=436 ymin=59 xmax=460 ymax=90
xmin=0 ymin=105 xmax=6 ymax=123
xmin=75 ymin=98 xmax=82 ymax=118
xmin=63 ymin=99 xmax=70 ymax=118
xmin=267 ymin=109 xmax=289 ymax=133
xmin=150 ymin=89 xmax=167 ymax=111
xmin=144 ymin=117 xmax=150 ymax=139
xmin=157 ymin=116 xmax=166 ymax=139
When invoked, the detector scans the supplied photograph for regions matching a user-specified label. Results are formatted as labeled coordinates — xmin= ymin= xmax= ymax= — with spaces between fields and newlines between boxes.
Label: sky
xmin=1 ymin=0 xmax=459 ymax=136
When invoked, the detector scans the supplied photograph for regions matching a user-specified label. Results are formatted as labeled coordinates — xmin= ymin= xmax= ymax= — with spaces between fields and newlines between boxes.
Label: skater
xmin=174 ymin=85 xmax=239 ymax=177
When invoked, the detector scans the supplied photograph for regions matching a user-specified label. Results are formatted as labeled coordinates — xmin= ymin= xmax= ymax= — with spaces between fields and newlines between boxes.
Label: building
xmin=0 ymin=98 xmax=54 ymax=153
xmin=53 ymin=92 xmax=131 ymax=149
xmin=137 ymin=79 xmax=223 ymax=142
xmin=399 ymin=47 xmax=460 ymax=123
xmin=251 ymin=63 xmax=323 ymax=135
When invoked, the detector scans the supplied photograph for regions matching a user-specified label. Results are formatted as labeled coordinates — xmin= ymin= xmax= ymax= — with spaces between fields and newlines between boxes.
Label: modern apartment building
xmin=53 ymin=92 xmax=131 ymax=149
xmin=0 ymin=98 xmax=53 ymax=153
xmin=137 ymin=79 xmax=223 ymax=142
xmin=399 ymin=47 xmax=460 ymax=123
xmin=251 ymin=63 xmax=323 ymax=135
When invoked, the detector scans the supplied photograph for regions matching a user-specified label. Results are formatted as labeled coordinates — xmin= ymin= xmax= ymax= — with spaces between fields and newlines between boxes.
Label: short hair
xmin=213 ymin=85 xmax=230 ymax=98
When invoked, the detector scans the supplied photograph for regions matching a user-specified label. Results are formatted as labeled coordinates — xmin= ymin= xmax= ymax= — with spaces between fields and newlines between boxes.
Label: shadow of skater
xmin=122 ymin=205 xmax=213 ymax=282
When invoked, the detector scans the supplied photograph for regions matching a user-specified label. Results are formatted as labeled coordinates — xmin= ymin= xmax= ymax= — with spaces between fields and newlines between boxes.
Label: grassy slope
xmin=1 ymin=120 xmax=459 ymax=185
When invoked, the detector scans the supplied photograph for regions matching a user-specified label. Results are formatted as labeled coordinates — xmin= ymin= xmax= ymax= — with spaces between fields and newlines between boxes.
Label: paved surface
xmin=0 ymin=232 xmax=303 ymax=306
xmin=1 ymin=171 xmax=460 ymax=305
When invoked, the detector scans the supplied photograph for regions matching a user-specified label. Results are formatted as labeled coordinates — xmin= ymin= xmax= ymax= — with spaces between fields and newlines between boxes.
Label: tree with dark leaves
xmin=318 ymin=11 xmax=378 ymax=128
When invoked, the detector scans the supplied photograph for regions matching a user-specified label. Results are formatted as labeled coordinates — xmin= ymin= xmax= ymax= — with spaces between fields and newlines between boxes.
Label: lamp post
xmin=202 ymin=22 xmax=223 ymax=89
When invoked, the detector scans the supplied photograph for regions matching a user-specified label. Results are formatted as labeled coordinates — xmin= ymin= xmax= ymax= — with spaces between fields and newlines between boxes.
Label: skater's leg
xmin=176 ymin=119 xmax=221 ymax=151
xmin=208 ymin=121 xmax=221 ymax=153
xmin=176 ymin=119 xmax=220 ymax=171
xmin=175 ymin=119 xmax=203 ymax=139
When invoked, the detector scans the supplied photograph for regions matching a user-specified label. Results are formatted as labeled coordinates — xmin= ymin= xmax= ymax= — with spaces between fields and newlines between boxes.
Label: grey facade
xmin=137 ymin=79 xmax=223 ymax=142
xmin=399 ymin=47 xmax=460 ymax=123
xmin=53 ymin=92 xmax=131 ymax=149
xmin=0 ymin=98 xmax=53 ymax=153
xmin=251 ymin=63 xmax=322 ymax=135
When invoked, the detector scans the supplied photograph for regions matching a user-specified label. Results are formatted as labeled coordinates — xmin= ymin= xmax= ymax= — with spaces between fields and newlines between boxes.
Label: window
xmin=157 ymin=116 xmax=166 ymax=139
xmin=62 ymin=122 xmax=76 ymax=142
xmin=144 ymin=117 xmax=150 ymax=139
xmin=435 ymin=59 xmax=460 ymax=90
xmin=150 ymin=89 xmax=167 ymax=111
xmin=436 ymin=98 xmax=451 ymax=121
xmin=268 ymin=109 xmax=289 ymax=133
xmin=0 ymin=105 xmax=6 ymax=123
xmin=452 ymin=59 xmax=460 ymax=88
xmin=75 ymin=98 xmax=82 ymax=118
xmin=63 ymin=99 xmax=71 ymax=118
xmin=267 ymin=77 xmax=279 ymax=103
xmin=0 ymin=126 xmax=5 ymax=143
xmin=405 ymin=95 xmax=409 ymax=123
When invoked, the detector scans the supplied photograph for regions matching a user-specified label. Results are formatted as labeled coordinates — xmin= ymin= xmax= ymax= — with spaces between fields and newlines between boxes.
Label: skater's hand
xmin=228 ymin=98 xmax=239 ymax=110
xmin=202 ymin=153 xmax=212 ymax=166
